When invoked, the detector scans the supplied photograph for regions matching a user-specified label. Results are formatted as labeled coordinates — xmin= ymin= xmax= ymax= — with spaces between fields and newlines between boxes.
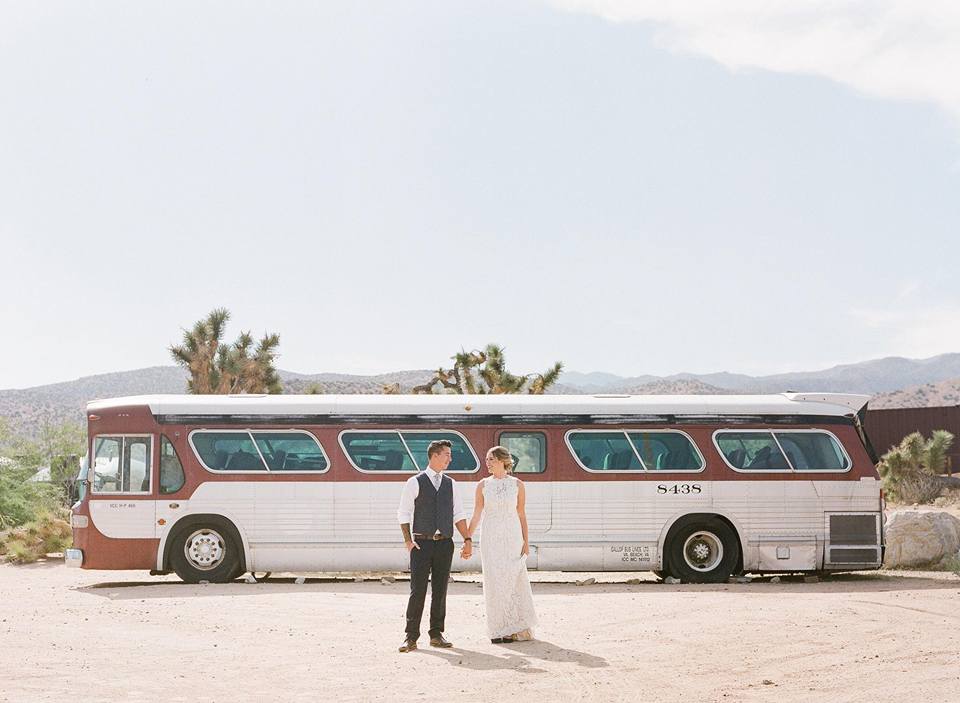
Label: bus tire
xmin=169 ymin=519 xmax=241 ymax=584
xmin=667 ymin=518 xmax=739 ymax=584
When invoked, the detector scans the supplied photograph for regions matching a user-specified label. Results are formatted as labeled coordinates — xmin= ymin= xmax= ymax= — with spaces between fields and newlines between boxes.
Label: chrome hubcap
xmin=683 ymin=531 xmax=723 ymax=572
xmin=184 ymin=529 xmax=226 ymax=571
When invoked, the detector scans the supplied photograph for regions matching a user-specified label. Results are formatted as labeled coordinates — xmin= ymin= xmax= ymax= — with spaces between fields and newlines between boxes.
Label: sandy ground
xmin=1 ymin=564 xmax=959 ymax=703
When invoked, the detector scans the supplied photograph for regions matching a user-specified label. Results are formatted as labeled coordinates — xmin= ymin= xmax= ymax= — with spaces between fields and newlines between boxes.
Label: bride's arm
xmin=517 ymin=479 xmax=529 ymax=556
xmin=467 ymin=481 xmax=484 ymax=538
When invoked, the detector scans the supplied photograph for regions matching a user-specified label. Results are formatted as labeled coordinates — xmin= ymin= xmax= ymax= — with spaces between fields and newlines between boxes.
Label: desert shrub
xmin=1 ymin=513 xmax=72 ymax=563
xmin=878 ymin=430 xmax=954 ymax=504
xmin=0 ymin=463 xmax=63 ymax=529
xmin=894 ymin=474 xmax=944 ymax=505
xmin=943 ymin=554 xmax=960 ymax=577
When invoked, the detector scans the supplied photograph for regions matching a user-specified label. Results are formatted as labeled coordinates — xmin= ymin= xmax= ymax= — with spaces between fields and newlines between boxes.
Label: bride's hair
xmin=487 ymin=446 xmax=514 ymax=471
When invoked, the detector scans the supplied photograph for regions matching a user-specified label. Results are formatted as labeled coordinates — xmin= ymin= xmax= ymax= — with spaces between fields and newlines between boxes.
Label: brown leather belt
xmin=413 ymin=533 xmax=450 ymax=541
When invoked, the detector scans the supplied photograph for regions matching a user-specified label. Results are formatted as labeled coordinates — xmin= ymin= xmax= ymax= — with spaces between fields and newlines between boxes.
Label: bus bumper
xmin=65 ymin=549 xmax=83 ymax=568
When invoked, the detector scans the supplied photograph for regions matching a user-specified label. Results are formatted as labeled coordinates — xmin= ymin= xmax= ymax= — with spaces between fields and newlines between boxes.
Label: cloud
xmin=549 ymin=1 xmax=960 ymax=120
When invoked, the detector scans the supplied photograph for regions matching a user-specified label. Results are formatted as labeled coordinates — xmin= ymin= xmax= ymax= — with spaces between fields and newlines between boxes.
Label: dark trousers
xmin=405 ymin=537 xmax=454 ymax=640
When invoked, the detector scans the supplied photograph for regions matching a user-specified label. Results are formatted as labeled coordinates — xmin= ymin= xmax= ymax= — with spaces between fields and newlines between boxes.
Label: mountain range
xmin=2 ymin=353 xmax=959 ymax=436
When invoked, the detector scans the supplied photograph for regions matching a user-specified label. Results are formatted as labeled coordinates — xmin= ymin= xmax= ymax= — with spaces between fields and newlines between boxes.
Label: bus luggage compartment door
xmin=824 ymin=512 xmax=882 ymax=569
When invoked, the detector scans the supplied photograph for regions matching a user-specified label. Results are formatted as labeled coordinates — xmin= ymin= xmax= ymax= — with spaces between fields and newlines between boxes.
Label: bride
xmin=464 ymin=446 xmax=538 ymax=643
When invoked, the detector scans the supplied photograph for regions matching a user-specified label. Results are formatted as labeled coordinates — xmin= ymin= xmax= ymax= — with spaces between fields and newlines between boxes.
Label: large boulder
xmin=883 ymin=510 xmax=960 ymax=568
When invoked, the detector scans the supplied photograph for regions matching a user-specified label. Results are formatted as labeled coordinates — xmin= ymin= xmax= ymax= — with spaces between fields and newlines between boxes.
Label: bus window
xmin=567 ymin=431 xmax=643 ymax=471
xmin=774 ymin=432 xmax=850 ymax=471
xmin=715 ymin=432 xmax=789 ymax=470
xmin=190 ymin=431 xmax=267 ymax=471
xmin=627 ymin=432 xmax=704 ymax=471
xmin=498 ymin=432 xmax=546 ymax=474
xmin=92 ymin=435 xmax=152 ymax=493
xmin=400 ymin=432 xmax=478 ymax=473
xmin=252 ymin=431 xmax=329 ymax=471
xmin=340 ymin=432 xmax=418 ymax=472
xmin=159 ymin=436 xmax=186 ymax=494
xmin=340 ymin=431 xmax=478 ymax=472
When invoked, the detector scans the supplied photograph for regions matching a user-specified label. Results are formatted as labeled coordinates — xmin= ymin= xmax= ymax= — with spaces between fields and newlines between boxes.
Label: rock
xmin=625 ymin=578 xmax=643 ymax=585
xmin=243 ymin=575 xmax=257 ymax=584
xmin=728 ymin=576 xmax=749 ymax=584
xmin=884 ymin=510 xmax=960 ymax=568
xmin=769 ymin=576 xmax=781 ymax=584
xmin=762 ymin=679 xmax=775 ymax=686
xmin=575 ymin=577 xmax=596 ymax=586
xmin=199 ymin=580 xmax=210 ymax=585
xmin=294 ymin=576 xmax=305 ymax=585
xmin=804 ymin=575 xmax=819 ymax=583
xmin=664 ymin=576 xmax=681 ymax=585
xmin=353 ymin=576 xmax=364 ymax=583
xmin=381 ymin=576 xmax=395 ymax=585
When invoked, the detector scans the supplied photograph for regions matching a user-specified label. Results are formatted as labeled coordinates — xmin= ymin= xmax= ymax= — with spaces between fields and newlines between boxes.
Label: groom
xmin=396 ymin=439 xmax=473 ymax=652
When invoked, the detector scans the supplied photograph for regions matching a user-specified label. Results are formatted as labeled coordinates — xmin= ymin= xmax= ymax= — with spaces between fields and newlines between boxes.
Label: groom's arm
xmin=400 ymin=523 xmax=416 ymax=548
xmin=397 ymin=476 xmax=419 ymax=552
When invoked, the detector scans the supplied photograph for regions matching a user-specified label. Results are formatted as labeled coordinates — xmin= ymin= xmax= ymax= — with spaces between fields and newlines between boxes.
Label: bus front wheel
xmin=170 ymin=521 xmax=241 ymax=584
xmin=668 ymin=518 xmax=739 ymax=584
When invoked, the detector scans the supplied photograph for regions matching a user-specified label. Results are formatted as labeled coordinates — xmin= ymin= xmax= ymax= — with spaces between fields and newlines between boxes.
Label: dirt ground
xmin=1 ymin=564 xmax=959 ymax=703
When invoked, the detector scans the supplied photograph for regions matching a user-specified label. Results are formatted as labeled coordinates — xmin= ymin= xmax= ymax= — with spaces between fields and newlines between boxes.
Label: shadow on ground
xmin=415 ymin=638 xmax=609 ymax=671
xmin=72 ymin=570 xmax=960 ymax=601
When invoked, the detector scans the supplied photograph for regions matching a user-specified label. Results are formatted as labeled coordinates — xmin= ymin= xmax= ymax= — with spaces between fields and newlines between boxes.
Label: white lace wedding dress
xmin=479 ymin=475 xmax=538 ymax=640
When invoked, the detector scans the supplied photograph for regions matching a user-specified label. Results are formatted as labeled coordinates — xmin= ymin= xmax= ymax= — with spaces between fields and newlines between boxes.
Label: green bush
xmin=942 ymin=554 xmax=960 ymax=577
xmin=878 ymin=430 xmax=954 ymax=504
xmin=0 ymin=463 xmax=63 ymax=529
xmin=1 ymin=513 xmax=72 ymax=563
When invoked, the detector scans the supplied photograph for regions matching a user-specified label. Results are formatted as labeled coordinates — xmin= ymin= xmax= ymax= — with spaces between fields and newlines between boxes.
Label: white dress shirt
xmin=397 ymin=468 xmax=468 ymax=528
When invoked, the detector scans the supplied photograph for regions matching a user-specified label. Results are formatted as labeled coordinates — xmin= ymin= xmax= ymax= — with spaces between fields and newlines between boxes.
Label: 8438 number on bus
xmin=657 ymin=484 xmax=702 ymax=495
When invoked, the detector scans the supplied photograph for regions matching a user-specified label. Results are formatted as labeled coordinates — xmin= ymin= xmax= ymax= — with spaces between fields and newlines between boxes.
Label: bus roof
xmin=86 ymin=393 xmax=870 ymax=418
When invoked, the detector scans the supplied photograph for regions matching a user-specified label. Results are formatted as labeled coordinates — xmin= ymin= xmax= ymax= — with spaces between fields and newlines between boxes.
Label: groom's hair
xmin=427 ymin=439 xmax=453 ymax=458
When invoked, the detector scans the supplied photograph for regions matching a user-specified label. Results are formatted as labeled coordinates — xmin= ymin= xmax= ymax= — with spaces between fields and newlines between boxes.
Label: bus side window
xmin=773 ymin=432 xmax=849 ymax=471
xmin=190 ymin=432 xmax=268 ymax=472
xmin=160 ymin=435 xmax=186 ymax=494
xmin=498 ymin=432 xmax=546 ymax=473
xmin=716 ymin=432 xmax=789 ymax=470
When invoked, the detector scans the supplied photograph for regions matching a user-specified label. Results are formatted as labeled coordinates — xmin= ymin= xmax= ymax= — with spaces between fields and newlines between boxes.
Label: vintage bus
xmin=66 ymin=392 xmax=884 ymax=584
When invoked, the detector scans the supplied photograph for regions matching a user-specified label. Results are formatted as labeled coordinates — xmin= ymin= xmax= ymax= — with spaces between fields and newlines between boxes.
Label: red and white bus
xmin=67 ymin=393 xmax=884 ymax=583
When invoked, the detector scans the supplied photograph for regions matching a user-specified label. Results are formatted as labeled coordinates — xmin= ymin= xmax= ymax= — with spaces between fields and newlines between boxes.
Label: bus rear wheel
xmin=170 ymin=522 xmax=241 ymax=584
xmin=668 ymin=518 xmax=739 ymax=584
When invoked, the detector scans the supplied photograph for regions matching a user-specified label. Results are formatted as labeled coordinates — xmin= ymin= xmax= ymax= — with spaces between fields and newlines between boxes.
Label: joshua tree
xmin=877 ymin=430 xmax=954 ymax=504
xmin=411 ymin=344 xmax=563 ymax=395
xmin=170 ymin=308 xmax=282 ymax=394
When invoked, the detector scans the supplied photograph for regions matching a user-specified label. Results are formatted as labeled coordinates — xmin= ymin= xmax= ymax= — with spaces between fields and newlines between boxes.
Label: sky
xmin=1 ymin=1 xmax=959 ymax=389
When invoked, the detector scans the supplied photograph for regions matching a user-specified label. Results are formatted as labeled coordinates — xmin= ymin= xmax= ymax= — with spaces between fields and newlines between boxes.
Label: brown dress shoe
xmin=429 ymin=635 xmax=453 ymax=648
xmin=398 ymin=639 xmax=418 ymax=653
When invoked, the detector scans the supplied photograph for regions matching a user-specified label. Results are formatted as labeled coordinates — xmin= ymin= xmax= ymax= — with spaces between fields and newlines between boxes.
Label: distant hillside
xmin=562 ymin=353 xmax=960 ymax=395
xmin=0 ymin=367 xmax=436 ymax=436
xmin=624 ymin=379 xmax=733 ymax=395
xmin=4 ymin=352 xmax=960 ymax=437
xmin=0 ymin=366 xmax=189 ymax=434
xmin=870 ymin=377 xmax=960 ymax=409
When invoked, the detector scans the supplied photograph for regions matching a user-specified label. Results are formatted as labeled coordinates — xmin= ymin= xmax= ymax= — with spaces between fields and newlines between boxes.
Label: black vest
xmin=412 ymin=472 xmax=454 ymax=538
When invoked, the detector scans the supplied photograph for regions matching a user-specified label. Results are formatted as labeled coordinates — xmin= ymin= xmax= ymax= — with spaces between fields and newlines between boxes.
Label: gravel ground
xmin=1 ymin=563 xmax=959 ymax=702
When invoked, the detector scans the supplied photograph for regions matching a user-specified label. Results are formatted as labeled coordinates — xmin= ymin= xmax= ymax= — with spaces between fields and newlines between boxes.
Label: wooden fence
xmin=864 ymin=405 xmax=960 ymax=471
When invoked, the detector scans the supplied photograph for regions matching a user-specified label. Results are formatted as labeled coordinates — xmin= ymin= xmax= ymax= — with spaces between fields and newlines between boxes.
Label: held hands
xmin=460 ymin=540 xmax=473 ymax=559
